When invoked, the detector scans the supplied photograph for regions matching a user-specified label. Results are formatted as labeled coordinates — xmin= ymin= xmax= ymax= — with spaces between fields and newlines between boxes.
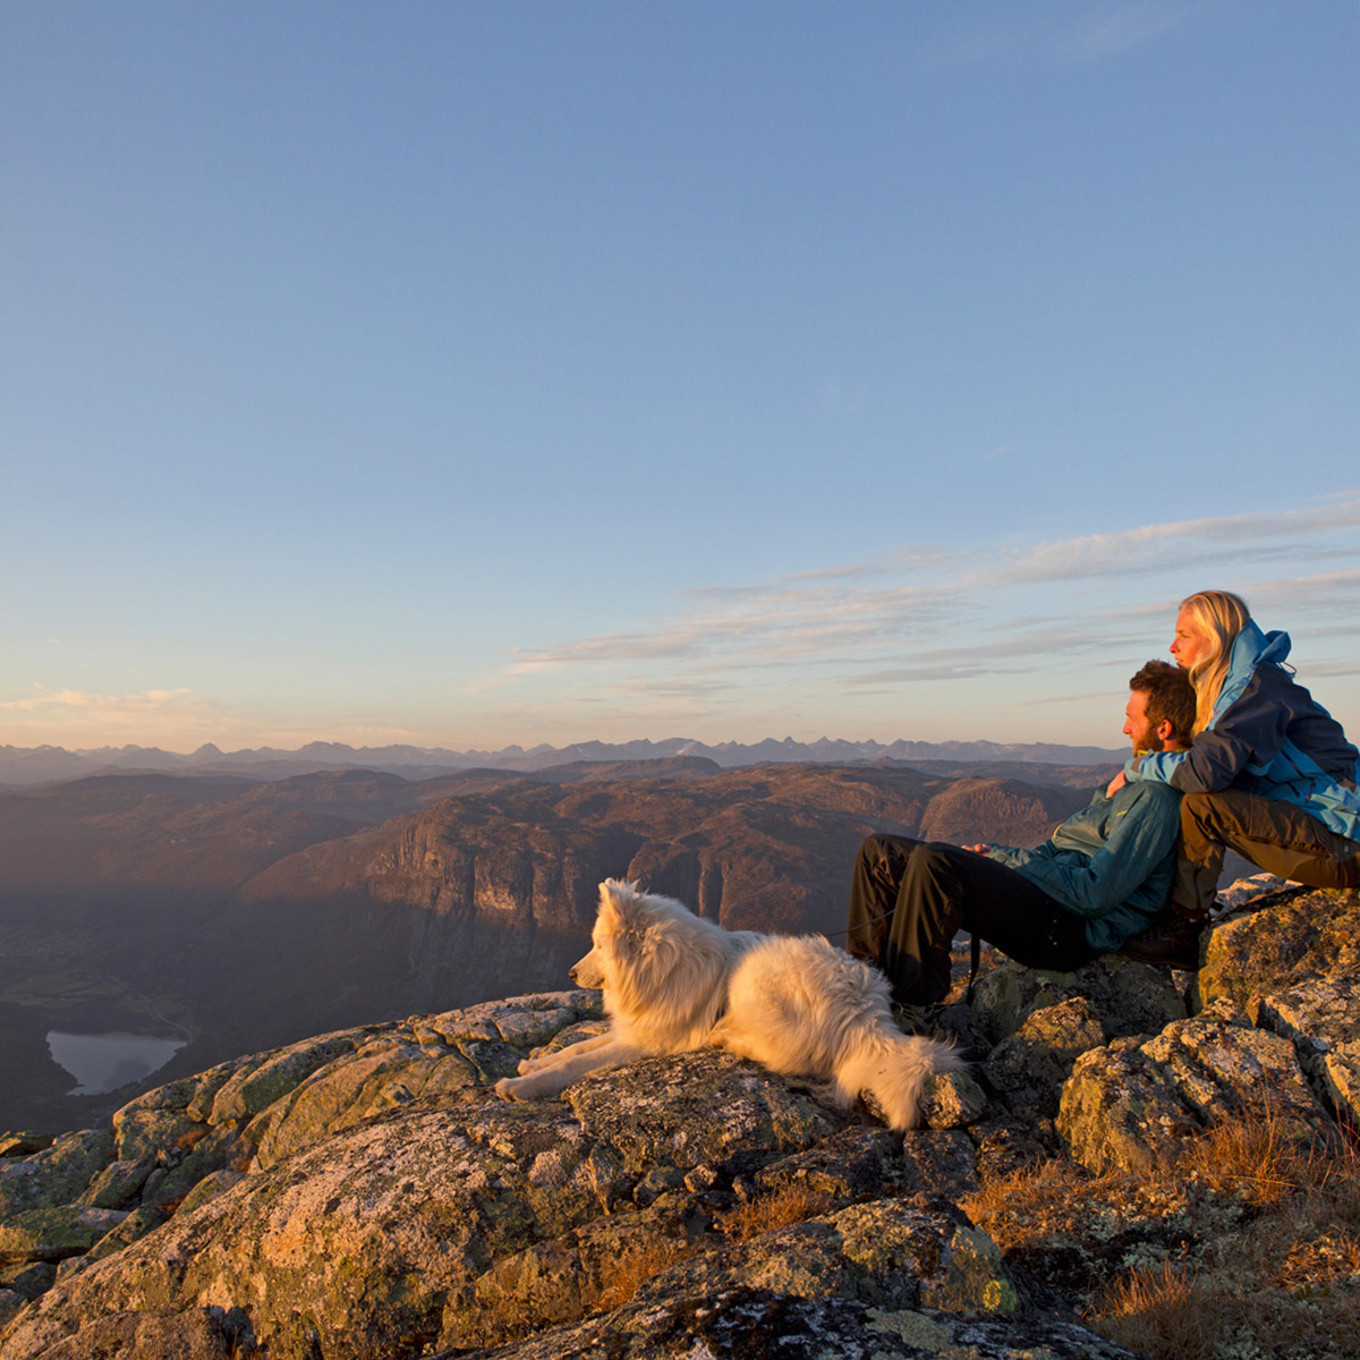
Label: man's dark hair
xmin=1129 ymin=659 xmax=1195 ymax=746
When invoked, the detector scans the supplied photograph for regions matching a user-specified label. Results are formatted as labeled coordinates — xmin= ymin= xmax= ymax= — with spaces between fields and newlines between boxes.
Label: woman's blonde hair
xmin=1178 ymin=589 xmax=1251 ymax=734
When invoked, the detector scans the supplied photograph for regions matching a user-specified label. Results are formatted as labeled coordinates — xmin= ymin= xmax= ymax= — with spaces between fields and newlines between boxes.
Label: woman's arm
xmin=1127 ymin=668 xmax=1292 ymax=793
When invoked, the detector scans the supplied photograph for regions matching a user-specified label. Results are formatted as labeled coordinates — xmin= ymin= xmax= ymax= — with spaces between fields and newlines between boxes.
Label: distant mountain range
xmin=0 ymin=735 xmax=1129 ymax=787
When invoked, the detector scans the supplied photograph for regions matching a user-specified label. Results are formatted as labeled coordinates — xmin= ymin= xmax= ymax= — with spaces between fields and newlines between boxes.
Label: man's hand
xmin=1105 ymin=770 xmax=1127 ymax=799
xmin=963 ymin=843 xmax=991 ymax=855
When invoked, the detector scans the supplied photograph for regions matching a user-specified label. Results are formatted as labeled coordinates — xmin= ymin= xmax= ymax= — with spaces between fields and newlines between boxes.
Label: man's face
xmin=1123 ymin=689 xmax=1165 ymax=752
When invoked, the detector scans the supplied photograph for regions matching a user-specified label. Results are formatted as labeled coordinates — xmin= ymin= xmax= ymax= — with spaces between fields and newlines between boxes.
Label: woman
xmin=1120 ymin=589 xmax=1360 ymax=965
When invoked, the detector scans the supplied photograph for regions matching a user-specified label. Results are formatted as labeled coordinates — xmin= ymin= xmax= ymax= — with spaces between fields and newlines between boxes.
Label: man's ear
xmin=1156 ymin=719 xmax=1188 ymax=750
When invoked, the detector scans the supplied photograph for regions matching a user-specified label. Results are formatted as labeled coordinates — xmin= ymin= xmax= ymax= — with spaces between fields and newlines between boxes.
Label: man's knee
xmin=904 ymin=841 xmax=961 ymax=881
xmin=900 ymin=844 xmax=965 ymax=923
xmin=856 ymin=834 xmax=897 ymax=867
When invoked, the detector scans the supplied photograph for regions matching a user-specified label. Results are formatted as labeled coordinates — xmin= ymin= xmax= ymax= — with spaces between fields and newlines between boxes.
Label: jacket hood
xmin=1211 ymin=621 xmax=1290 ymax=724
xmin=1227 ymin=620 xmax=1290 ymax=673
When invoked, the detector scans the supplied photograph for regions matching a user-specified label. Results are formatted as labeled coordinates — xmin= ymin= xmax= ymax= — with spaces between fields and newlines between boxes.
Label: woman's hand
xmin=963 ymin=843 xmax=991 ymax=855
xmin=1105 ymin=770 xmax=1127 ymax=799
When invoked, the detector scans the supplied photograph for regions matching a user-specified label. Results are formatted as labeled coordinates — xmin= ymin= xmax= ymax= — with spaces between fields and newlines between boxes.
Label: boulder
xmin=0 ymin=1207 xmax=128 ymax=1267
xmin=970 ymin=956 xmax=1183 ymax=1050
xmin=428 ymin=1288 xmax=1146 ymax=1359
xmin=0 ymin=1132 xmax=114 ymax=1218
xmin=1197 ymin=887 xmax=1360 ymax=1010
xmin=1057 ymin=998 xmax=1330 ymax=1174
xmin=984 ymin=996 xmax=1107 ymax=1116
xmin=1252 ymin=974 xmax=1360 ymax=1126
xmin=0 ymin=1142 xmax=49 ymax=1164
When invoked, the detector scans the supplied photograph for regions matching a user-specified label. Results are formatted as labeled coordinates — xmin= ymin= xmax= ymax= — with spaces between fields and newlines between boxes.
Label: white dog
xmin=494 ymin=879 xmax=962 ymax=1131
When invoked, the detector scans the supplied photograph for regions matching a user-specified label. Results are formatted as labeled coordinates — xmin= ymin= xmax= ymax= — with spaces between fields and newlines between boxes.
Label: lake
xmin=46 ymin=1031 xmax=187 ymax=1096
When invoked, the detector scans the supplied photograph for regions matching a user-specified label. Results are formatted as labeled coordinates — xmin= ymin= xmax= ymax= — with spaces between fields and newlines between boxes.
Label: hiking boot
xmin=1119 ymin=910 xmax=1205 ymax=969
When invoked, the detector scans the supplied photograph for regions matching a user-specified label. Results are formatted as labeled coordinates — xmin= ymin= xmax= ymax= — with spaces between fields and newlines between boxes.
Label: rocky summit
xmin=1 ymin=883 xmax=1357 ymax=1360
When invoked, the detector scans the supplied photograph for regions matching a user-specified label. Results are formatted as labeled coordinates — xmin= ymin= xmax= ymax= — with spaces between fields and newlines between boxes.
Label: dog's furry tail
xmin=833 ymin=1030 xmax=965 ymax=1132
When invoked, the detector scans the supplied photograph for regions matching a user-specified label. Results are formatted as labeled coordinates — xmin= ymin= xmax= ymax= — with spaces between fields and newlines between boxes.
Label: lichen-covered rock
xmin=562 ymin=1049 xmax=844 ymax=1173
xmin=110 ymin=1109 xmax=198 ymax=1165
xmin=175 ymin=1171 xmax=245 ymax=1218
xmin=984 ymin=996 xmax=1107 ymax=1116
xmin=0 ymin=1132 xmax=114 ymax=1219
xmin=749 ymin=1125 xmax=928 ymax=1202
xmin=246 ymin=1038 xmax=477 ymax=1169
xmin=0 ymin=1141 xmax=50 ymax=1164
xmin=431 ymin=1287 xmax=1147 ymax=1359
xmin=614 ymin=1198 xmax=1018 ymax=1319
xmin=971 ymin=956 xmax=1183 ymax=1049
xmin=1252 ymin=974 xmax=1360 ymax=1126
xmin=1057 ymin=998 xmax=1330 ymax=1173
xmin=207 ymin=1029 xmax=370 ymax=1125
xmin=7 ymin=1308 xmax=250 ymax=1360
xmin=0 ymin=1266 xmax=54 ymax=1304
xmin=1198 ymin=887 xmax=1360 ymax=1010
xmin=146 ymin=1123 xmax=249 ymax=1206
xmin=1139 ymin=998 xmax=1326 ymax=1133
xmin=920 ymin=1068 xmax=987 ymax=1128
xmin=80 ymin=1205 xmax=168 ymax=1268
xmin=78 ymin=1158 xmax=155 ymax=1211
xmin=0 ymin=1207 xmax=128 ymax=1267
xmin=446 ymin=1197 xmax=717 ymax=1348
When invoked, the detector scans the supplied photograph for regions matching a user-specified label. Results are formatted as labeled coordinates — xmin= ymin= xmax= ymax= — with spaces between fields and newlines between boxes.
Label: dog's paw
xmin=493 ymin=1077 xmax=522 ymax=1101
xmin=517 ymin=1057 xmax=536 ymax=1075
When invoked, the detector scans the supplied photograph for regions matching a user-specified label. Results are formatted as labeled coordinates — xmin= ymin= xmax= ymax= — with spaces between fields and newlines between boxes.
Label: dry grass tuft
xmin=1093 ymin=1264 xmax=1360 ymax=1360
xmin=1178 ymin=1104 xmax=1357 ymax=1209
xmin=592 ymin=1238 xmax=697 ymax=1314
xmin=959 ymin=1157 xmax=1106 ymax=1252
xmin=1092 ymin=1262 xmax=1220 ymax=1360
xmin=718 ymin=1183 xmax=834 ymax=1243
xmin=587 ymin=1184 xmax=838 ymax=1317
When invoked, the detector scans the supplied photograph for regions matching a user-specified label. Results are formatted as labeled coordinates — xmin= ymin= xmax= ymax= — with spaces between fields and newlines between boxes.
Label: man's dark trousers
xmin=846 ymin=835 xmax=1095 ymax=1006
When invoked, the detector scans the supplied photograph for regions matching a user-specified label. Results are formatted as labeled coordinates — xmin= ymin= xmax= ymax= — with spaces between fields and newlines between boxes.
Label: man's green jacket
xmin=985 ymin=781 xmax=1181 ymax=951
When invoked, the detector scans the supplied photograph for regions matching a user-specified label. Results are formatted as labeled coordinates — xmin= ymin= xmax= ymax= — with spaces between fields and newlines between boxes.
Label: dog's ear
xmin=597 ymin=879 xmax=641 ymax=949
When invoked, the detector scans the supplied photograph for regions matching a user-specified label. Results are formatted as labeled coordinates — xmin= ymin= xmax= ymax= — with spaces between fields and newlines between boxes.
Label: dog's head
xmin=570 ymin=878 xmax=700 ymax=992
xmin=569 ymin=878 xmax=644 ymax=989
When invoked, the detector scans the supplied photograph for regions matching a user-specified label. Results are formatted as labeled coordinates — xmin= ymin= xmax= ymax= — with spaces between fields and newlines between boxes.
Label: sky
xmin=1 ymin=1 xmax=1357 ymax=755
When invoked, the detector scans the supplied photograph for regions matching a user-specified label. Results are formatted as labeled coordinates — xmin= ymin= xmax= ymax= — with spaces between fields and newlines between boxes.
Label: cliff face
xmin=236 ymin=765 xmax=1087 ymax=936
xmin=1 ymin=883 xmax=1356 ymax=1360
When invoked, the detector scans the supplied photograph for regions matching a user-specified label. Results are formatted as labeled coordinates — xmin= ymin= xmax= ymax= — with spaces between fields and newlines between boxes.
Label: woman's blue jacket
xmin=1125 ymin=621 xmax=1360 ymax=842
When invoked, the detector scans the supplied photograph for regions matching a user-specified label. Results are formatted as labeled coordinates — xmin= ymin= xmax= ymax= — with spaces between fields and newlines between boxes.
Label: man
xmin=845 ymin=660 xmax=1195 ymax=1007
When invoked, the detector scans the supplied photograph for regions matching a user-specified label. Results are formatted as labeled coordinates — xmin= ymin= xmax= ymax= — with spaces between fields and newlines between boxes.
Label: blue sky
xmin=2 ymin=2 xmax=1356 ymax=753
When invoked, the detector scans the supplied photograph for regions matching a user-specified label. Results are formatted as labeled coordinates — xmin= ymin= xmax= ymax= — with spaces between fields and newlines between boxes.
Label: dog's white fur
xmin=494 ymin=878 xmax=963 ymax=1131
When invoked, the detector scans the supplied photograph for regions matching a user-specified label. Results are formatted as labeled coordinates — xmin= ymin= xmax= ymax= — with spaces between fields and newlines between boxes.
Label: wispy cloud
xmin=915 ymin=1 xmax=1200 ymax=72
xmin=0 ymin=686 xmax=207 ymax=719
xmin=0 ymin=686 xmax=233 ymax=751
xmin=986 ymin=499 xmax=1360 ymax=587
xmin=1047 ymin=2 xmax=1198 ymax=64
xmin=501 ymin=582 xmax=967 ymax=678
xmin=486 ymin=498 xmax=1360 ymax=706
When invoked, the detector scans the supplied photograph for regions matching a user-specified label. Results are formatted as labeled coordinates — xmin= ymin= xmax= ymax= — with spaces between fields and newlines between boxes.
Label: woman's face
xmin=1169 ymin=608 xmax=1214 ymax=670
